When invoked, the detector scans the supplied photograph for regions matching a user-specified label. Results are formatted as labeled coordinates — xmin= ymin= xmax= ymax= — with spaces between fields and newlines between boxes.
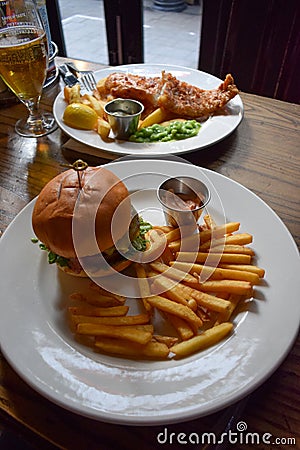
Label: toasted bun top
xmin=32 ymin=166 xmax=131 ymax=258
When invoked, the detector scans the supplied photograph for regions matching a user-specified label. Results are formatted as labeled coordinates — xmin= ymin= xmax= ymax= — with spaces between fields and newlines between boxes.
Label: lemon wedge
xmin=63 ymin=103 xmax=98 ymax=130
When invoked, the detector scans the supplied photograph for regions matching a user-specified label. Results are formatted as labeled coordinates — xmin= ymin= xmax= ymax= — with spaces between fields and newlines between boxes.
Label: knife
xmin=58 ymin=64 xmax=79 ymax=87
xmin=65 ymin=61 xmax=81 ymax=77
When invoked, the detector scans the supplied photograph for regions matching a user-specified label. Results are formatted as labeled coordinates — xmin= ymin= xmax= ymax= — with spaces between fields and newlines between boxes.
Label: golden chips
xmin=66 ymin=215 xmax=265 ymax=360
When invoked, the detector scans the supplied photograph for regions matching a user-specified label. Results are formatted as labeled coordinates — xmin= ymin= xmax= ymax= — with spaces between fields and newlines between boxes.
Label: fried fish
xmin=96 ymin=71 xmax=239 ymax=118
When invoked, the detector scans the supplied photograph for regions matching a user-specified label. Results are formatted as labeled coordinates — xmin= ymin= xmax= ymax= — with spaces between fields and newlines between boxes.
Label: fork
xmin=79 ymin=72 xmax=97 ymax=93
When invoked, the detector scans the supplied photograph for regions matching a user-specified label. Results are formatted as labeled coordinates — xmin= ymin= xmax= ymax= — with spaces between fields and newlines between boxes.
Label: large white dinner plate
xmin=0 ymin=159 xmax=299 ymax=425
xmin=53 ymin=64 xmax=243 ymax=156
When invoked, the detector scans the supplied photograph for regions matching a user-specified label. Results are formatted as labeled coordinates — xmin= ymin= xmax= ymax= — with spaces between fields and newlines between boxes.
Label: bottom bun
xmin=90 ymin=258 xmax=133 ymax=278
xmin=57 ymin=258 xmax=132 ymax=278
xmin=57 ymin=264 xmax=88 ymax=278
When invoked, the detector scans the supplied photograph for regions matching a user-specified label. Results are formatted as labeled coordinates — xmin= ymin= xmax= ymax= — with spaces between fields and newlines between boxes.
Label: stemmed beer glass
xmin=0 ymin=0 xmax=57 ymax=137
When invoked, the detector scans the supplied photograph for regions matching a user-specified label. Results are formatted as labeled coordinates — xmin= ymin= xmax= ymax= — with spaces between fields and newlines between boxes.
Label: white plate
xmin=53 ymin=64 xmax=243 ymax=156
xmin=0 ymin=159 xmax=299 ymax=425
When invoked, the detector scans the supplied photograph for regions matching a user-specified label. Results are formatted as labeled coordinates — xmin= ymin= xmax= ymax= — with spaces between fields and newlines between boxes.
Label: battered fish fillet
xmin=97 ymin=71 xmax=239 ymax=118
xmin=158 ymin=71 xmax=239 ymax=118
xmin=97 ymin=72 xmax=163 ymax=110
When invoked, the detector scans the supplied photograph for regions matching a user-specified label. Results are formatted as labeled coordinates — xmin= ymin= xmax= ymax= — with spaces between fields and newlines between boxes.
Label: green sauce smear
xmin=129 ymin=120 xmax=201 ymax=143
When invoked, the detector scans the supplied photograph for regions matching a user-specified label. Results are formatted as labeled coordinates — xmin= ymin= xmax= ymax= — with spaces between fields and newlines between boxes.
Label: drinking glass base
xmin=15 ymin=112 xmax=58 ymax=137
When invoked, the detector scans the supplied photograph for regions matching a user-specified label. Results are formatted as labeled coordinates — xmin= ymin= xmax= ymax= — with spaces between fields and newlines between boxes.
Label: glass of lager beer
xmin=0 ymin=0 xmax=57 ymax=137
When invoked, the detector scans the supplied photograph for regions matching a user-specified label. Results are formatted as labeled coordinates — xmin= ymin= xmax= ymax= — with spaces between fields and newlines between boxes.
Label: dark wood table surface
xmin=0 ymin=57 xmax=299 ymax=450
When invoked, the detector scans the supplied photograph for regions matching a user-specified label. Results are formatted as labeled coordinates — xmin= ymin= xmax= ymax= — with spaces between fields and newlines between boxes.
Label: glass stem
xmin=25 ymin=96 xmax=44 ymax=132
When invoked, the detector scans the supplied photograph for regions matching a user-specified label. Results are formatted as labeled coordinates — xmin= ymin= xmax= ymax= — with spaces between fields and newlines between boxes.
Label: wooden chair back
xmin=198 ymin=0 xmax=300 ymax=103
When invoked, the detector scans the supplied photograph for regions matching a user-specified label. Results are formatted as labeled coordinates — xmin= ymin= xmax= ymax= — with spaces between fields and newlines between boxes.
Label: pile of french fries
xmin=67 ymin=215 xmax=265 ymax=360
xmin=64 ymin=83 xmax=184 ymax=140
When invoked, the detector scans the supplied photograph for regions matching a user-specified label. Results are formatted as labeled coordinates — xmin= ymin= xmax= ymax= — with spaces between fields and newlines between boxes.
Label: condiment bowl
xmin=104 ymin=98 xmax=144 ymax=139
xmin=157 ymin=176 xmax=211 ymax=227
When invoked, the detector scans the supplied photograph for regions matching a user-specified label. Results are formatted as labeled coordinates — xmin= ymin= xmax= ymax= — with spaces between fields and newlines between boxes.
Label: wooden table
xmin=0 ymin=57 xmax=299 ymax=450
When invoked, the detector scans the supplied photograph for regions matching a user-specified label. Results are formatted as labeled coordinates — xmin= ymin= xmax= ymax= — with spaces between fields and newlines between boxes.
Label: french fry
xmin=167 ymin=222 xmax=241 ymax=251
xmin=149 ymin=260 xmax=198 ymax=284
xmin=203 ymin=214 xmax=217 ymax=229
xmin=209 ymin=244 xmax=254 ymax=255
xmin=176 ymin=252 xmax=252 ymax=265
xmin=94 ymin=337 xmax=169 ymax=359
xmin=132 ymin=325 xmax=155 ymax=332
xmin=135 ymin=263 xmax=151 ymax=296
xmin=163 ymin=281 xmax=231 ymax=313
xmin=83 ymin=94 xmax=106 ymax=117
xmin=77 ymin=323 xmax=153 ymax=345
xmin=151 ymin=275 xmax=201 ymax=312
xmin=64 ymin=84 xmax=81 ymax=103
xmin=165 ymin=225 xmax=197 ymax=243
xmin=187 ymin=299 xmax=198 ymax=311
xmin=71 ymin=313 xmax=150 ymax=326
xmin=146 ymin=295 xmax=202 ymax=328
xmin=139 ymin=107 xmax=169 ymax=128
xmin=88 ymin=282 xmax=126 ymax=303
xmin=135 ymin=263 xmax=153 ymax=313
xmin=146 ymin=269 xmax=160 ymax=278
xmin=75 ymin=334 xmax=95 ymax=348
xmin=168 ymin=234 xmax=200 ymax=253
xmin=199 ymin=222 xmax=240 ymax=243
xmin=151 ymin=275 xmax=190 ymax=307
xmin=170 ymin=261 xmax=260 ymax=284
xmin=97 ymin=117 xmax=111 ymax=140
xmin=199 ymin=233 xmax=253 ymax=251
xmin=215 ymin=294 xmax=242 ymax=324
xmin=69 ymin=292 xmax=122 ymax=307
xmin=165 ymin=227 xmax=181 ymax=243
xmin=196 ymin=280 xmax=253 ymax=296
xmin=68 ymin=305 xmax=129 ymax=317
xmin=170 ymin=322 xmax=233 ymax=358
xmin=218 ymin=264 xmax=265 ymax=278
xmin=152 ymin=225 xmax=174 ymax=233
xmin=165 ymin=313 xmax=195 ymax=340
xmin=155 ymin=277 xmax=229 ymax=312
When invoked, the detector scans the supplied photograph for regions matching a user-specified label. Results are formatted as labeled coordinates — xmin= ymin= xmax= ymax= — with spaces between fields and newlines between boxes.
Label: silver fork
xmin=66 ymin=62 xmax=97 ymax=93
xmin=80 ymin=72 xmax=97 ymax=93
